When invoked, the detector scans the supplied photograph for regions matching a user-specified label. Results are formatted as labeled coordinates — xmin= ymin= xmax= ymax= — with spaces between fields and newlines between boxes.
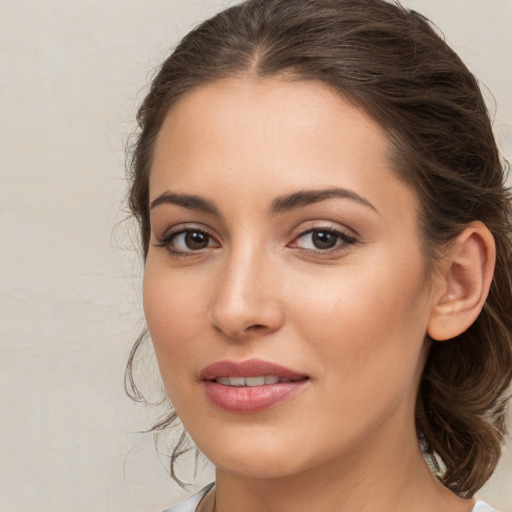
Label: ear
xmin=427 ymin=221 xmax=496 ymax=341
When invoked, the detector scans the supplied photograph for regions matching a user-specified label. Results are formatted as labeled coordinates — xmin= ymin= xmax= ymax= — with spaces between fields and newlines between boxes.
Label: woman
xmin=126 ymin=0 xmax=512 ymax=510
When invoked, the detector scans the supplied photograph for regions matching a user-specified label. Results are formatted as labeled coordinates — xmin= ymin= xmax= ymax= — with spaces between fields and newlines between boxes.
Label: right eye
xmin=156 ymin=228 xmax=220 ymax=256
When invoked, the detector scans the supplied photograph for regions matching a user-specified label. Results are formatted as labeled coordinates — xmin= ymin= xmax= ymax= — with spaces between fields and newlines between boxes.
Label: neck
xmin=211 ymin=421 xmax=474 ymax=512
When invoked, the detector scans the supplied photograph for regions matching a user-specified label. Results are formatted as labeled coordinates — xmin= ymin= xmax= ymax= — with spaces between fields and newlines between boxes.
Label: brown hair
xmin=125 ymin=0 xmax=512 ymax=496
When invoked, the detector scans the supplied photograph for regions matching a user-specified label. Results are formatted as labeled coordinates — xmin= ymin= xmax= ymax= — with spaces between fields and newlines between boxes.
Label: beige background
xmin=0 ymin=1 xmax=510 ymax=510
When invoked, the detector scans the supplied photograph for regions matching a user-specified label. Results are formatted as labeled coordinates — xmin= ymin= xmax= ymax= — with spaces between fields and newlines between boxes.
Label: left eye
xmin=292 ymin=229 xmax=355 ymax=251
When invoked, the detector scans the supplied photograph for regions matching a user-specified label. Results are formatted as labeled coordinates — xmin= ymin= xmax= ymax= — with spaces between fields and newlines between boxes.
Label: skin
xmin=143 ymin=77 xmax=477 ymax=511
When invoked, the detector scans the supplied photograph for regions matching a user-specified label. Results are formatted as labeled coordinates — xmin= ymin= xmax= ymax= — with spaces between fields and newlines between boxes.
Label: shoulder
xmin=472 ymin=500 xmax=498 ymax=512
xmin=160 ymin=483 xmax=215 ymax=512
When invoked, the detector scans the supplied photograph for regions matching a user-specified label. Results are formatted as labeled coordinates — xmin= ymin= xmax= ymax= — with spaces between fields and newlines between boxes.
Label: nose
xmin=208 ymin=248 xmax=285 ymax=340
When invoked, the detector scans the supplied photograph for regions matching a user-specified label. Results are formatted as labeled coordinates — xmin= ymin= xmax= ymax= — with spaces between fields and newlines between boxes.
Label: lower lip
xmin=203 ymin=380 xmax=308 ymax=413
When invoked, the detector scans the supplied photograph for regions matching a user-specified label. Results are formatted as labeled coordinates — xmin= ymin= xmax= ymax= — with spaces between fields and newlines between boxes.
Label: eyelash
xmin=290 ymin=227 xmax=357 ymax=256
xmin=155 ymin=227 xmax=218 ymax=258
xmin=154 ymin=225 xmax=357 ymax=258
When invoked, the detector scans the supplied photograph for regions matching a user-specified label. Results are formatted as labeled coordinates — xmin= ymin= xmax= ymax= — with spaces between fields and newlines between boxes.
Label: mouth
xmin=213 ymin=375 xmax=301 ymax=386
xmin=200 ymin=359 xmax=309 ymax=413
xmin=200 ymin=358 xmax=309 ymax=383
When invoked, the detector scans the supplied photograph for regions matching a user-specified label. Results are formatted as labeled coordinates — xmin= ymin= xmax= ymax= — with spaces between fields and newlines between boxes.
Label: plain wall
xmin=0 ymin=1 xmax=510 ymax=510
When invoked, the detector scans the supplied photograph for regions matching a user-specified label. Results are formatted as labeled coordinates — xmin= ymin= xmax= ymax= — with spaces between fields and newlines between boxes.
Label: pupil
xmin=312 ymin=231 xmax=337 ymax=249
xmin=185 ymin=231 xmax=209 ymax=249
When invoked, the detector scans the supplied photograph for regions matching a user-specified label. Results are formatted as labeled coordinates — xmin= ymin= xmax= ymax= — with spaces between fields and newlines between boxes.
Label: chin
xmin=195 ymin=433 xmax=305 ymax=479
xmin=198 ymin=430 xmax=344 ymax=482
xmin=213 ymin=453 xmax=304 ymax=480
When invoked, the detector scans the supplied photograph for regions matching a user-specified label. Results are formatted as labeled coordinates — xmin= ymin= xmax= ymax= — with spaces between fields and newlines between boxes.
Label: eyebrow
xmin=149 ymin=187 xmax=378 ymax=216
xmin=270 ymin=187 xmax=378 ymax=214
xmin=150 ymin=192 xmax=220 ymax=215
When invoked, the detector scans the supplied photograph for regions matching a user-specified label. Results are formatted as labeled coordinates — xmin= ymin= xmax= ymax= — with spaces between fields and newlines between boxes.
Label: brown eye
xmin=290 ymin=227 xmax=357 ymax=254
xmin=156 ymin=228 xmax=220 ymax=255
xmin=183 ymin=231 xmax=210 ymax=250
xmin=311 ymin=231 xmax=339 ymax=249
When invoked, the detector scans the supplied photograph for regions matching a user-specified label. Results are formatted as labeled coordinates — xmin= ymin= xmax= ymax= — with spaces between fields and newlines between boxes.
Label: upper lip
xmin=199 ymin=358 xmax=309 ymax=381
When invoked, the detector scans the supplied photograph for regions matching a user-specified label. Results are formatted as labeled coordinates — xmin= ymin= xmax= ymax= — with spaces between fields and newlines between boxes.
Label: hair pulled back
xmin=126 ymin=0 xmax=512 ymax=496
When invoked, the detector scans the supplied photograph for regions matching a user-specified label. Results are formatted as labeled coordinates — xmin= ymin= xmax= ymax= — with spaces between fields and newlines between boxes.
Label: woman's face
xmin=144 ymin=78 xmax=438 ymax=479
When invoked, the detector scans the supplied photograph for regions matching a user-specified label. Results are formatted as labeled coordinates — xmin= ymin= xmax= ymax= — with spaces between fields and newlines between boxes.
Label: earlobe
xmin=427 ymin=222 xmax=496 ymax=341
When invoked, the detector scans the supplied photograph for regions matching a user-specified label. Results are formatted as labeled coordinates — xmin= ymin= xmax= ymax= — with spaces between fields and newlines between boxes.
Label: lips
xmin=200 ymin=359 xmax=309 ymax=413
xmin=215 ymin=375 xmax=292 ymax=386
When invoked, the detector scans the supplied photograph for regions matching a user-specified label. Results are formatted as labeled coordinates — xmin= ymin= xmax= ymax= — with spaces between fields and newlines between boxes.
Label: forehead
xmin=154 ymin=77 xmax=385 ymax=159
xmin=150 ymin=77 xmax=414 ymax=216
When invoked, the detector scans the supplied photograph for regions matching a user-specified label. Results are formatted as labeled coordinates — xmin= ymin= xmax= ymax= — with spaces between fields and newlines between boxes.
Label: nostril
xmin=209 ymin=292 xmax=285 ymax=338
xmin=247 ymin=324 xmax=266 ymax=331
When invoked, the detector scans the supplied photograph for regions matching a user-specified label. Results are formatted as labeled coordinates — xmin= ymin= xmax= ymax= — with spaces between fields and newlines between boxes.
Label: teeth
xmin=214 ymin=376 xmax=290 ymax=386
xmin=245 ymin=376 xmax=265 ymax=387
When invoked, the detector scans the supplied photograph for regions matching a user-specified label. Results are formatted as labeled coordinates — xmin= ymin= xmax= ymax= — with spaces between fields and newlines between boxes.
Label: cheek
xmin=290 ymin=253 xmax=430 ymax=388
xmin=143 ymin=261 xmax=208 ymax=384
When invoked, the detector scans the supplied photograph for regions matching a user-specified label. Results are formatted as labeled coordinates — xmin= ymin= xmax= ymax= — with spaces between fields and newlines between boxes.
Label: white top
xmin=162 ymin=483 xmax=214 ymax=512
xmin=473 ymin=501 xmax=498 ymax=512
xmin=161 ymin=484 xmax=498 ymax=512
